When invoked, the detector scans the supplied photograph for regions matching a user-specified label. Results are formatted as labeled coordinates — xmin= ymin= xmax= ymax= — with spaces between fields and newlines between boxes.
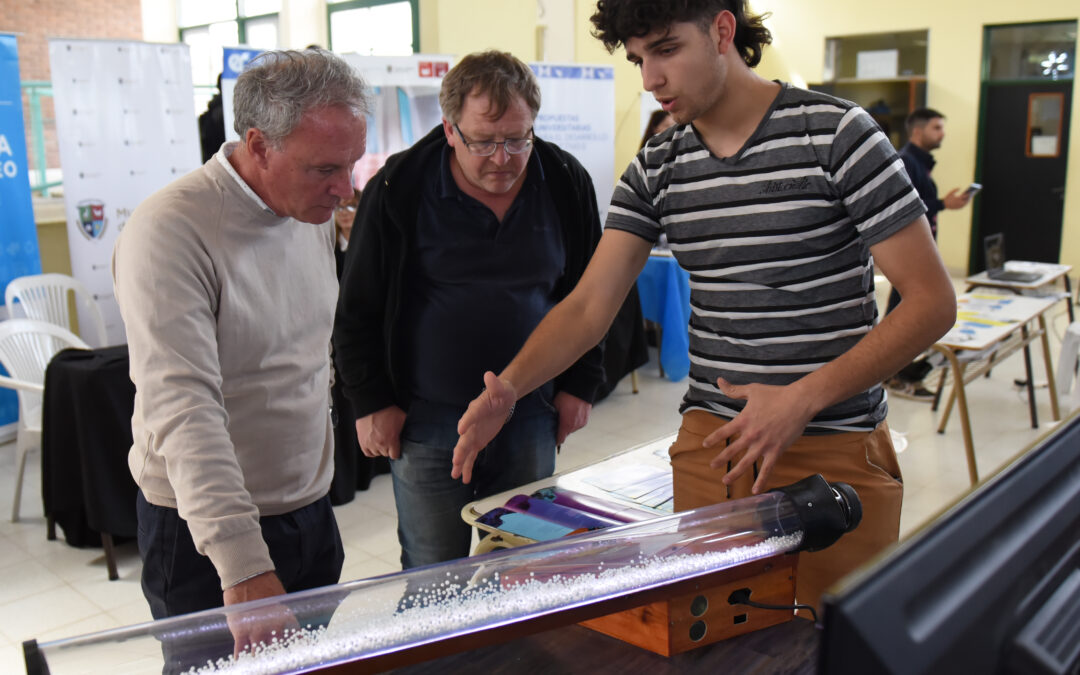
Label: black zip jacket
xmin=333 ymin=126 xmax=605 ymax=419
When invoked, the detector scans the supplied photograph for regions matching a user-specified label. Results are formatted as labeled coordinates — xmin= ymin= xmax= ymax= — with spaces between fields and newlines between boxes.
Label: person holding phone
xmin=885 ymin=108 xmax=975 ymax=399
xmin=895 ymin=108 xmax=975 ymax=245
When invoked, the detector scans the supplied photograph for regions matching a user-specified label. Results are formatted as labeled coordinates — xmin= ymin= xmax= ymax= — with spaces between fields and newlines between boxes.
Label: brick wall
xmin=0 ymin=0 xmax=144 ymax=175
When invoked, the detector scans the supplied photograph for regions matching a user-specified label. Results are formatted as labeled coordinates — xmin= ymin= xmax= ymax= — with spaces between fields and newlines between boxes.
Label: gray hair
xmin=233 ymin=48 xmax=372 ymax=147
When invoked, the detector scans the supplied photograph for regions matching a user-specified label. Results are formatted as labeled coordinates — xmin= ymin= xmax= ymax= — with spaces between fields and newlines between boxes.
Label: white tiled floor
xmin=0 ymin=283 xmax=1075 ymax=672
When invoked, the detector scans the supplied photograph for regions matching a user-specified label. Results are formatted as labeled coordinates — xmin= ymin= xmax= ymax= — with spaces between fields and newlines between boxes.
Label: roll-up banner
xmin=221 ymin=47 xmax=262 ymax=144
xmin=342 ymin=54 xmax=453 ymax=189
xmin=49 ymin=39 xmax=201 ymax=346
xmin=530 ymin=64 xmax=615 ymax=224
xmin=641 ymin=92 xmax=663 ymax=135
xmin=0 ymin=33 xmax=42 ymax=429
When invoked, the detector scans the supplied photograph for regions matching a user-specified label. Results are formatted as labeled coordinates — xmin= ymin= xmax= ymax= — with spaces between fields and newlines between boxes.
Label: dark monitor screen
xmin=818 ymin=412 xmax=1080 ymax=674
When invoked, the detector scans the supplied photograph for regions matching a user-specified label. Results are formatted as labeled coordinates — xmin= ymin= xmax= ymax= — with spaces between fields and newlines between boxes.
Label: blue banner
xmin=222 ymin=47 xmax=261 ymax=79
xmin=0 ymin=34 xmax=41 ymax=292
xmin=0 ymin=34 xmax=40 ymax=425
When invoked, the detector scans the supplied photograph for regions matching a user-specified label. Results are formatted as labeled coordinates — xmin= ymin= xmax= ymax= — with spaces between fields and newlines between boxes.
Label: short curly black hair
xmin=590 ymin=0 xmax=772 ymax=68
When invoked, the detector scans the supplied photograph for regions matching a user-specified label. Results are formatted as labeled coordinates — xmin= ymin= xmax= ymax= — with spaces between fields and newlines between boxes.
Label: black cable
xmin=728 ymin=589 xmax=818 ymax=623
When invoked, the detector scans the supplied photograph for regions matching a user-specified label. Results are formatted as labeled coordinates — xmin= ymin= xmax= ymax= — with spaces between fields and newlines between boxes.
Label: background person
xmin=113 ymin=48 xmax=370 ymax=663
xmin=330 ymin=188 xmax=391 ymax=505
xmin=640 ymin=109 xmax=674 ymax=148
xmin=885 ymin=108 xmax=973 ymax=399
xmin=332 ymin=51 xmax=605 ymax=570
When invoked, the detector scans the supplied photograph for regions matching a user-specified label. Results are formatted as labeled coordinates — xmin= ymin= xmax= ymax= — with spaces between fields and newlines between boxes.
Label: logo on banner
xmin=0 ymin=133 xmax=17 ymax=178
xmin=76 ymin=199 xmax=107 ymax=240
xmin=417 ymin=61 xmax=449 ymax=78
xmin=227 ymin=51 xmax=255 ymax=76
xmin=224 ymin=48 xmax=261 ymax=78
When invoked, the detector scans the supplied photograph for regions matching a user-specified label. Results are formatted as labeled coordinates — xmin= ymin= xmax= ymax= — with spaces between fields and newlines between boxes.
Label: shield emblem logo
xmin=76 ymin=199 xmax=107 ymax=240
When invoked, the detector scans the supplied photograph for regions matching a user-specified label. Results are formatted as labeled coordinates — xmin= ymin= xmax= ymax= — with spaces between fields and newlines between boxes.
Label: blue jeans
xmin=392 ymin=397 xmax=557 ymax=569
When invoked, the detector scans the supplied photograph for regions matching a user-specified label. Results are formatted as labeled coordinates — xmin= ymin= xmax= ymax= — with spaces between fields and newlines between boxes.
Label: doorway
xmin=971 ymin=21 xmax=1077 ymax=272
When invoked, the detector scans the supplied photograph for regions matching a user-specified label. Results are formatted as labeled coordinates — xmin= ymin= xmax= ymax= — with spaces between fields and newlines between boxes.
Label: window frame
xmin=177 ymin=1 xmax=279 ymax=48
xmin=326 ymin=0 xmax=420 ymax=54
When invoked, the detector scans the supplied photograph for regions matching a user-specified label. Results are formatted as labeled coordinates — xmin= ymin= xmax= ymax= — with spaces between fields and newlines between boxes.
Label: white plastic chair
xmin=5 ymin=273 xmax=108 ymax=348
xmin=0 ymin=319 xmax=90 ymax=521
xmin=1056 ymin=322 xmax=1080 ymax=408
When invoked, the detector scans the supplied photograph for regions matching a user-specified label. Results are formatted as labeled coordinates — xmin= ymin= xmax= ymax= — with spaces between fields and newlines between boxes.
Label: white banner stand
xmin=50 ymin=39 xmax=201 ymax=346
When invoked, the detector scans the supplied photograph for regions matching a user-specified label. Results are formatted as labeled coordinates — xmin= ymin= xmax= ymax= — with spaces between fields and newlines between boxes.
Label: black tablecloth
xmin=42 ymin=345 xmax=138 ymax=547
xmin=595 ymin=285 xmax=650 ymax=401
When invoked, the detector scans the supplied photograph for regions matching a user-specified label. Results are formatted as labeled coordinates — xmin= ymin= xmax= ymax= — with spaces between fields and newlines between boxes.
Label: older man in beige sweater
xmin=113 ymin=48 xmax=369 ymax=664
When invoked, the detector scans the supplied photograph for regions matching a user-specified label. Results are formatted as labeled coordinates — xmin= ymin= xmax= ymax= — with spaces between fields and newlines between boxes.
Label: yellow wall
xmin=128 ymin=0 xmax=1080 ymax=275
xmin=753 ymin=0 xmax=1080 ymax=274
xmin=574 ymin=1 xmax=641 ymax=179
xmin=420 ymin=0 xmax=537 ymax=62
xmin=32 ymin=199 xmax=74 ymax=276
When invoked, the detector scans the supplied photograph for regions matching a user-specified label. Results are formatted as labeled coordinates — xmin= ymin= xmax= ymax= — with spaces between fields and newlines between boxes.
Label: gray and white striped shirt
xmin=607 ymin=84 xmax=926 ymax=432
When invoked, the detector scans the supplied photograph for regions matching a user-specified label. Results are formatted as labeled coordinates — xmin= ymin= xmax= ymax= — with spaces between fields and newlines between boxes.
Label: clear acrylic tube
xmin=28 ymin=492 xmax=805 ymax=674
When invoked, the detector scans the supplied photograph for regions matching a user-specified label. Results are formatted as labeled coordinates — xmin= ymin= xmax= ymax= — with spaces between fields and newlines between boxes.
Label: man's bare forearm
xmin=787 ymin=219 xmax=956 ymax=413
xmin=500 ymin=230 xmax=653 ymax=400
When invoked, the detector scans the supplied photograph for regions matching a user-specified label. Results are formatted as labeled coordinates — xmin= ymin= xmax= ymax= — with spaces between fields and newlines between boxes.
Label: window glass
xmin=182 ymin=23 xmax=239 ymax=87
xmin=1027 ymin=93 xmax=1063 ymax=157
xmin=330 ymin=2 xmax=413 ymax=55
xmin=985 ymin=22 xmax=1076 ymax=81
xmin=244 ymin=16 xmax=279 ymax=50
xmin=179 ymin=0 xmax=237 ymax=27
xmin=239 ymin=0 xmax=281 ymax=16
xmin=823 ymin=31 xmax=928 ymax=81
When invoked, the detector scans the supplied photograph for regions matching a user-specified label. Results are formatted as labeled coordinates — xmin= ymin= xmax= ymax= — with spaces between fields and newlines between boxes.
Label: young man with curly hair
xmin=453 ymin=0 xmax=956 ymax=612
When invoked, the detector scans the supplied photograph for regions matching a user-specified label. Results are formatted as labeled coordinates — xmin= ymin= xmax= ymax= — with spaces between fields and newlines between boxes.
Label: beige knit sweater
xmin=113 ymin=148 xmax=337 ymax=589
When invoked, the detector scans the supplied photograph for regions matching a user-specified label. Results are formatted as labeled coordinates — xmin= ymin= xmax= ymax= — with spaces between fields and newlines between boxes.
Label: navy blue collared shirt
xmin=401 ymin=145 xmax=565 ymax=410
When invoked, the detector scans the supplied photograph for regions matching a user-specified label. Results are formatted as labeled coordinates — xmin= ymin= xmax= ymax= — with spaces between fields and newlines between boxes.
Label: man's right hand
xmin=942 ymin=188 xmax=973 ymax=210
xmin=453 ymin=371 xmax=517 ymax=484
xmin=356 ymin=405 xmax=406 ymax=459
xmin=223 ymin=571 xmax=298 ymax=658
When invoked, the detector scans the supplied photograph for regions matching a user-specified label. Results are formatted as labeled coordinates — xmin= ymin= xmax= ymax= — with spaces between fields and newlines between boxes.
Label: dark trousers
xmin=136 ymin=492 xmax=344 ymax=672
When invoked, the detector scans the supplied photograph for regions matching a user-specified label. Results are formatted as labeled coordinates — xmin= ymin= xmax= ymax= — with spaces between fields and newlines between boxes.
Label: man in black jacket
xmin=333 ymin=51 xmax=605 ymax=569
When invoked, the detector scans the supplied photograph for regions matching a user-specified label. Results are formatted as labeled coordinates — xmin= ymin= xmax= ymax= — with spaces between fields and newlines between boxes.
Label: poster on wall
xmin=342 ymin=53 xmax=453 ymax=189
xmin=222 ymin=47 xmax=263 ymax=143
xmin=0 ymin=33 xmax=43 ymax=429
xmin=49 ymin=39 xmax=201 ymax=346
xmin=530 ymin=64 xmax=615 ymax=223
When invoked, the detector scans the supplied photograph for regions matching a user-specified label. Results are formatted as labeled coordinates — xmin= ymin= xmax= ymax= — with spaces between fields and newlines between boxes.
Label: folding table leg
xmin=102 ymin=533 xmax=118 ymax=581
xmin=932 ymin=346 xmax=978 ymax=486
xmin=1021 ymin=326 xmax=1038 ymax=429
xmin=1038 ymin=314 xmax=1061 ymax=421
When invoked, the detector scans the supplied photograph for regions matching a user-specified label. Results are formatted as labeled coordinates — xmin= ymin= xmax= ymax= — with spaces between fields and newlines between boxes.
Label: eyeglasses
xmin=453 ymin=124 xmax=534 ymax=157
xmin=336 ymin=203 xmax=357 ymax=213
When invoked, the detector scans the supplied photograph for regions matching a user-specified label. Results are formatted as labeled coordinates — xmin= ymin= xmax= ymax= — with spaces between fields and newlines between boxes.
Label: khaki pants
xmin=669 ymin=410 xmax=903 ymax=612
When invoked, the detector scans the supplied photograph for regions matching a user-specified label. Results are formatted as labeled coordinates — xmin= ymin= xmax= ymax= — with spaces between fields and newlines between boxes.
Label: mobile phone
xmin=963 ymin=182 xmax=982 ymax=197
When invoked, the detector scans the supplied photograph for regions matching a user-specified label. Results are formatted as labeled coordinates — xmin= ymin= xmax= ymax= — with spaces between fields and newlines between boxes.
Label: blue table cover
xmin=636 ymin=254 xmax=691 ymax=381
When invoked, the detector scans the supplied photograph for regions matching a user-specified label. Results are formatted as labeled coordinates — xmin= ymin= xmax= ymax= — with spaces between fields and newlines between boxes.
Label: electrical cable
xmin=727 ymin=589 xmax=818 ymax=623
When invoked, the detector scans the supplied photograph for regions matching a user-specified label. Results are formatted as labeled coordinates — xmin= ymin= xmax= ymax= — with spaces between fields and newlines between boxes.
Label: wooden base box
xmin=579 ymin=553 xmax=798 ymax=657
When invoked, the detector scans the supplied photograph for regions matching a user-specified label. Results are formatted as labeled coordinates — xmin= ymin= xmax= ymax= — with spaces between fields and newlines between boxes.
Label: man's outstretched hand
xmin=453 ymin=371 xmax=517 ymax=484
